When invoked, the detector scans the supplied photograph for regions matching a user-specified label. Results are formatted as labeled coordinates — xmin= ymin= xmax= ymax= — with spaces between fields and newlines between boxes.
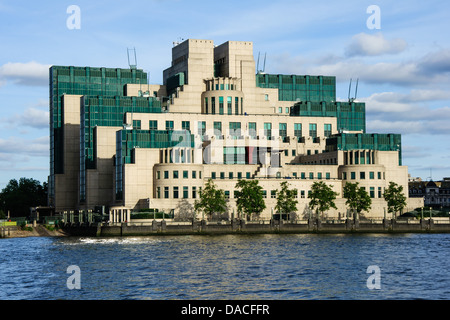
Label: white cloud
xmin=5 ymin=107 xmax=49 ymax=129
xmin=0 ymin=136 xmax=48 ymax=157
xmin=362 ymin=88 xmax=450 ymax=136
xmin=345 ymin=33 xmax=407 ymax=57
xmin=0 ymin=61 xmax=50 ymax=87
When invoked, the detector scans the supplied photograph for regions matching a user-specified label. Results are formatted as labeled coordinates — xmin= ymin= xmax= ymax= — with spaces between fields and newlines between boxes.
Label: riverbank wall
xmin=59 ymin=218 xmax=450 ymax=237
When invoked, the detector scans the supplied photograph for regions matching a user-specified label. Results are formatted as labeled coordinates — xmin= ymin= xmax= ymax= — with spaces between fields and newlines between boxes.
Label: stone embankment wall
xmin=60 ymin=218 xmax=450 ymax=237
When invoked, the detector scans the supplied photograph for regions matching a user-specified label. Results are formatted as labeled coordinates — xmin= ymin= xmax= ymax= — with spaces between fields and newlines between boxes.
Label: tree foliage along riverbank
xmin=0 ymin=178 xmax=48 ymax=218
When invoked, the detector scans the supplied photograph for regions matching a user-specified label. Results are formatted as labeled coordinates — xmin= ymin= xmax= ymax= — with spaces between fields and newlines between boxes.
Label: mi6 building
xmin=49 ymin=39 xmax=423 ymax=220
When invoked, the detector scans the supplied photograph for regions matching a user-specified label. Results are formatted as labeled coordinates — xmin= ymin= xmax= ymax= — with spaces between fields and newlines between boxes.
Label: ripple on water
xmin=0 ymin=233 xmax=449 ymax=300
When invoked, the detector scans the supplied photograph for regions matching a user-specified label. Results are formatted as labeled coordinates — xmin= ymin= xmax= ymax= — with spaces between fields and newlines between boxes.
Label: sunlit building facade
xmin=49 ymin=39 xmax=423 ymax=219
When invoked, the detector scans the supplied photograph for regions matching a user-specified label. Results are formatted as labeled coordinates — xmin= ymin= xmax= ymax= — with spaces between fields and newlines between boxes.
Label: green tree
xmin=275 ymin=181 xmax=298 ymax=220
xmin=343 ymin=182 xmax=372 ymax=219
xmin=235 ymin=179 xmax=266 ymax=221
xmin=194 ymin=179 xmax=227 ymax=221
xmin=383 ymin=181 xmax=407 ymax=218
xmin=308 ymin=181 xmax=338 ymax=220
xmin=0 ymin=178 xmax=47 ymax=217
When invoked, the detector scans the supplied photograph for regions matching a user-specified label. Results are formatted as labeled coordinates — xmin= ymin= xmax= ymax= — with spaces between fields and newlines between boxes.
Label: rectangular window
xmin=227 ymin=96 xmax=232 ymax=115
xmin=292 ymin=149 xmax=296 ymax=156
xmin=219 ymin=96 xmax=224 ymax=115
xmin=229 ymin=122 xmax=241 ymax=139
xmin=326 ymin=172 xmax=330 ymax=180
xmin=211 ymin=172 xmax=216 ymax=179
xmin=249 ymin=122 xmax=257 ymax=139
xmin=246 ymin=172 xmax=251 ymax=179
xmin=294 ymin=123 xmax=302 ymax=141
xmin=133 ymin=120 xmax=141 ymax=130
xmin=229 ymin=172 xmax=233 ymax=179
xmin=198 ymin=121 xmax=206 ymax=139
xmin=211 ymin=97 xmax=216 ymax=114
xmin=271 ymin=190 xmax=276 ymax=198
xmin=173 ymin=186 xmax=179 ymax=199
xmin=157 ymin=187 xmax=161 ymax=199
xmin=262 ymin=190 xmax=267 ymax=198
xmin=370 ymin=187 xmax=375 ymax=198
xmin=318 ymin=172 xmax=322 ymax=180
xmin=324 ymin=124 xmax=332 ymax=137
xmin=183 ymin=170 xmax=188 ymax=178
xmin=378 ymin=187 xmax=382 ymax=198
xmin=220 ymin=172 xmax=225 ymax=179
xmin=205 ymin=97 xmax=208 ymax=114
xmin=278 ymin=107 xmax=283 ymax=113
xmin=286 ymin=107 xmax=290 ymax=114
xmin=309 ymin=123 xmax=317 ymax=138
xmin=378 ymin=172 xmax=382 ymax=179
xmin=164 ymin=187 xmax=169 ymax=199
xmin=224 ymin=147 xmax=246 ymax=164
xmin=360 ymin=172 xmax=365 ymax=179
xmin=192 ymin=171 xmax=196 ymax=179
xmin=301 ymin=172 xmax=306 ymax=179
xmin=370 ymin=171 xmax=375 ymax=179
xmin=309 ymin=172 xmax=314 ymax=179
xmin=173 ymin=171 xmax=179 ymax=179
xmin=192 ymin=186 xmax=197 ymax=199
xmin=149 ymin=120 xmax=158 ymax=130
xmin=351 ymin=172 xmax=356 ymax=180
xmin=235 ymin=97 xmax=239 ymax=115
xmin=165 ymin=120 xmax=174 ymax=131
xmin=164 ymin=171 xmax=169 ymax=179
xmin=225 ymin=191 xmax=230 ymax=199
xmin=182 ymin=121 xmax=190 ymax=131
xmin=237 ymin=172 xmax=242 ymax=179
xmin=183 ymin=186 xmax=188 ymax=199
xmin=214 ymin=121 xmax=222 ymax=138
xmin=343 ymin=172 xmax=347 ymax=180
xmin=157 ymin=171 xmax=160 ymax=179
xmin=301 ymin=190 xmax=305 ymax=198
xmin=279 ymin=123 xmax=287 ymax=139
xmin=264 ymin=123 xmax=272 ymax=140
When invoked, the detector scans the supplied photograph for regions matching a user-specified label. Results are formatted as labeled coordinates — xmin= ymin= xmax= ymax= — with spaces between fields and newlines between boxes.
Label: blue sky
xmin=0 ymin=0 xmax=449 ymax=189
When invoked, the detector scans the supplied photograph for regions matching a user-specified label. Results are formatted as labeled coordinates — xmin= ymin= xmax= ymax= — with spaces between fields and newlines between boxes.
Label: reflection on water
xmin=1 ymin=233 xmax=449 ymax=300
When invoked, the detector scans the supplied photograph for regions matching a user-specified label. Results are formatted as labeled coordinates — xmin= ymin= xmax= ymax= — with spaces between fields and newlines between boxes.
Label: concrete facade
xmin=50 ymin=39 xmax=423 ymax=219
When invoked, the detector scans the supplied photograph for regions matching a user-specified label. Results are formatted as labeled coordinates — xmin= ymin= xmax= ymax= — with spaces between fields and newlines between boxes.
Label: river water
xmin=0 ymin=233 xmax=449 ymax=300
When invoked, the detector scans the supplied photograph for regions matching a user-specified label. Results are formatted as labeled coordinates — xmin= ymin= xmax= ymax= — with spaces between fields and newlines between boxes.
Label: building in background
xmin=48 ymin=39 xmax=423 ymax=220
xmin=409 ymin=177 xmax=450 ymax=208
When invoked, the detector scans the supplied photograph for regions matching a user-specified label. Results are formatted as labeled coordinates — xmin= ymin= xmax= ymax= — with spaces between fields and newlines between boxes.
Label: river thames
xmin=0 ymin=233 xmax=449 ymax=300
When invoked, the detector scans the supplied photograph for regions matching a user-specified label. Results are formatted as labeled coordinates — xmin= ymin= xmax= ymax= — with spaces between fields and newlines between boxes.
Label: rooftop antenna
xmin=127 ymin=47 xmax=137 ymax=69
xmin=257 ymin=52 xmax=267 ymax=74
xmin=263 ymin=52 xmax=267 ymax=73
xmin=348 ymin=78 xmax=359 ymax=102
xmin=348 ymin=78 xmax=352 ymax=102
